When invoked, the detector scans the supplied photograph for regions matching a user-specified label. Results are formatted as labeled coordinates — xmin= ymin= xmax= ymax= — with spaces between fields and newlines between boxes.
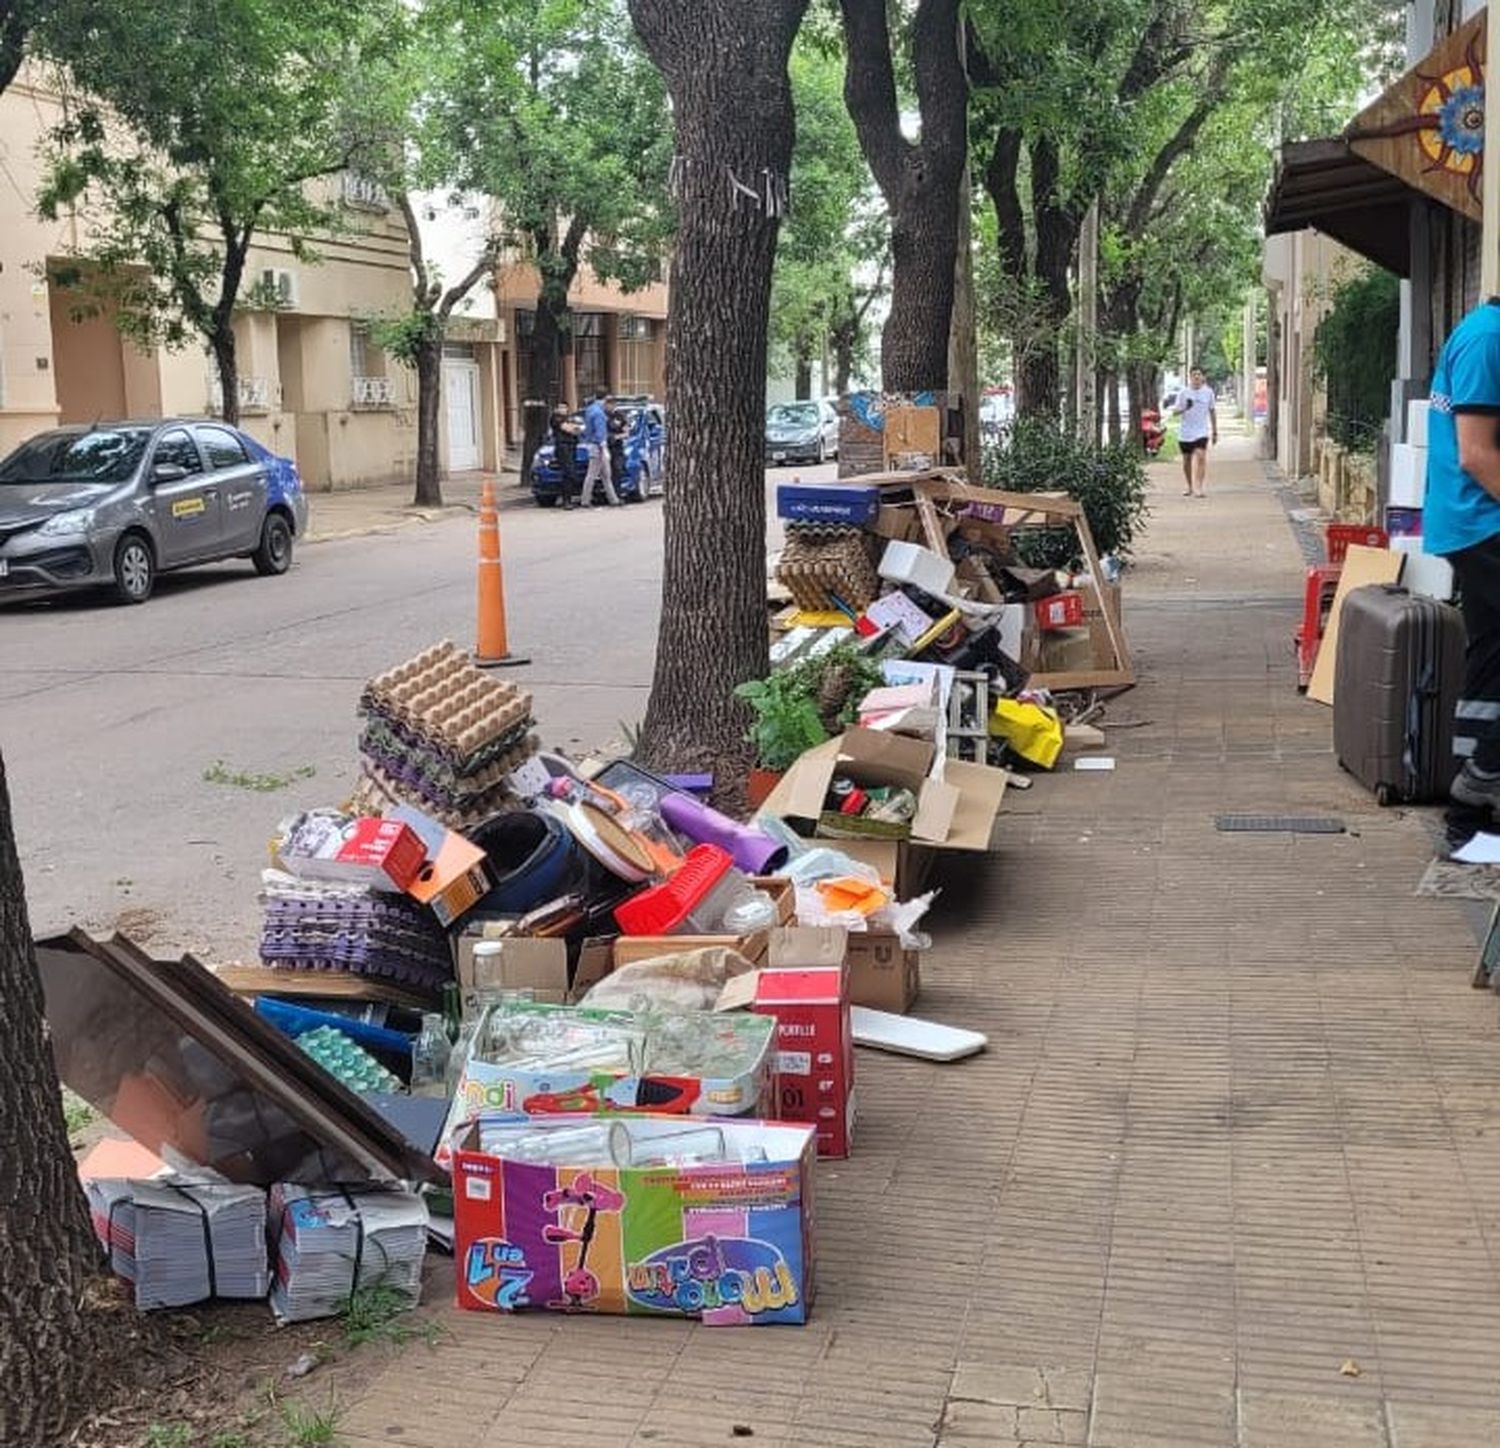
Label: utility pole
xmin=1075 ymin=199 xmax=1098 ymax=441
xmin=1242 ymin=295 xmax=1257 ymax=433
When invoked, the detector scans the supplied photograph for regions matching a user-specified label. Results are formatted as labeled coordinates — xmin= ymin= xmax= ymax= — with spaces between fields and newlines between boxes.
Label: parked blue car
xmin=530 ymin=400 xmax=665 ymax=507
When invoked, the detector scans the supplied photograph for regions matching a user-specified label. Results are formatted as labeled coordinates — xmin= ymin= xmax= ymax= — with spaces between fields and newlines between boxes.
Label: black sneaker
xmin=1451 ymin=763 xmax=1500 ymax=812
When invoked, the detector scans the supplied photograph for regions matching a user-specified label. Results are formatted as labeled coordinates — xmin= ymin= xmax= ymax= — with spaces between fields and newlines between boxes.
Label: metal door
xmin=196 ymin=425 xmax=267 ymax=553
xmin=146 ymin=428 xmax=222 ymax=563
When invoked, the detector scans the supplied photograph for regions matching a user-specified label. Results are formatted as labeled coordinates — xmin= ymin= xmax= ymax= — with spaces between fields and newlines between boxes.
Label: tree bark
xmin=840 ymin=0 xmax=966 ymax=394
xmin=211 ymin=324 xmax=240 ymax=427
xmin=794 ymin=344 xmax=813 ymax=401
xmin=629 ymin=0 xmax=806 ymax=772
xmin=947 ymin=162 xmax=979 ymax=470
xmin=0 ymin=747 xmax=113 ymax=1445
xmin=413 ymin=334 xmax=444 ymax=509
xmin=522 ymin=233 xmax=584 ymax=483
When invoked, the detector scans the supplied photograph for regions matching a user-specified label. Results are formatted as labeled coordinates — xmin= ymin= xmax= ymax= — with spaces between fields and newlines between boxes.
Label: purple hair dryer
xmin=659 ymin=793 xmax=789 ymax=875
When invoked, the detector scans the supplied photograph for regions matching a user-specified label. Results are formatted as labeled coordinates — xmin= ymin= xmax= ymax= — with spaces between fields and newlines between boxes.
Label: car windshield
xmin=768 ymin=404 xmax=819 ymax=428
xmin=0 ymin=428 xmax=152 ymax=486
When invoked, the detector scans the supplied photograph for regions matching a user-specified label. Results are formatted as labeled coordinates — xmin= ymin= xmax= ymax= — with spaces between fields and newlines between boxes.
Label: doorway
xmin=443 ymin=355 xmax=481 ymax=471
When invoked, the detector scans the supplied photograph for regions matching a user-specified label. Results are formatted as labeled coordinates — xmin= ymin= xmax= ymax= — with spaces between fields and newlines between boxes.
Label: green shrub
xmin=979 ymin=416 xmax=1150 ymax=570
xmin=735 ymin=645 xmax=886 ymax=772
xmin=1312 ymin=267 xmax=1399 ymax=452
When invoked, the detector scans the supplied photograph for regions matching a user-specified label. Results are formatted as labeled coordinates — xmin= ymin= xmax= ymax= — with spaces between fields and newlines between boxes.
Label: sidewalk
xmin=302 ymin=466 xmax=529 ymax=544
xmin=337 ymin=436 xmax=1500 ymax=1448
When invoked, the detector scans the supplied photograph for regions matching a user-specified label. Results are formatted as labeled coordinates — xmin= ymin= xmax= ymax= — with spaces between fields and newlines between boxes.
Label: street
xmin=0 ymin=463 xmax=833 ymax=955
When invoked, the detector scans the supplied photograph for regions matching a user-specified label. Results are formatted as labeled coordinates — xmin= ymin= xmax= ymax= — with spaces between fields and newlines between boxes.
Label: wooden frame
xmin=910 ymin=475 xmax=1133 ymax=691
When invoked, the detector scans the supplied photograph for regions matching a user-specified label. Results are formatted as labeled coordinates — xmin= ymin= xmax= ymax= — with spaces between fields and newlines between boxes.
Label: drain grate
xmin=1215 ymin=815 xmax=1346 ymax=834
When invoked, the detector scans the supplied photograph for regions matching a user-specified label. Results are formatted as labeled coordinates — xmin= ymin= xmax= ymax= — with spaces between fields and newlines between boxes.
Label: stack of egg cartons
xmin=1388 ymin=398 xmax=1453 ymax=600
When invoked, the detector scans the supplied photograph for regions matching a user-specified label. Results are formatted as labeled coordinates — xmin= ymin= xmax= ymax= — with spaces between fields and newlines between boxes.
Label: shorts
xmin=1180 ymin=437 xmax=1209 ymax=454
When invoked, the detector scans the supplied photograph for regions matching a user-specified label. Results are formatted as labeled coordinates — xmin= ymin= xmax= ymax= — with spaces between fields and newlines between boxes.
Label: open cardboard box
xmin=454 ymin=931 xmax=614 ymax=1005
xmin=764 ymin=727 xmax=1005 ymax=853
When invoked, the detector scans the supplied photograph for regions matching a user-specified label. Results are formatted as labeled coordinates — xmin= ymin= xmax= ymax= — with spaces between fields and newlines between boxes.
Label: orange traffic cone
xmin=475 ymin=479 xmax=529 ymax=668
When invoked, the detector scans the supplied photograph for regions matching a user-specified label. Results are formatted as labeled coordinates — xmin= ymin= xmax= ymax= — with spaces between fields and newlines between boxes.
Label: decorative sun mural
xmin=1346 ymin=14 xmax=1487 ymax=222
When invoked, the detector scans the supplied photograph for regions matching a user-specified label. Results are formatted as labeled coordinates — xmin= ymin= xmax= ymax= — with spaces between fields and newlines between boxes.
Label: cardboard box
xmin=828 ymin=838 xmax=937 ymax=899
xmin=846 ymin=931 xmax=920 ymax=1013
xmin=391 ymin=806 xmax=493 ymax=927
xmin=1035 ymin=591 xmax=1085 ymax=631
xmin=279 ymin=815 xmax=426 ymax=892
xmin=454 ymin=932 xmax=613 ymax=1005
xmin=611 ymin=877 xmax=793 ymax=969
xmin=879 ymin=539 xmax=956 ymax=598
xmin=765 ymin=728 xmax=1005 ymax=853
xmin=452 ymin=1116 xmax=816 ymax=1323
xmin=729 ymin=927 xmax=855 ymax=1159
xmin=776 ymin=482 xmax=881 ymax=526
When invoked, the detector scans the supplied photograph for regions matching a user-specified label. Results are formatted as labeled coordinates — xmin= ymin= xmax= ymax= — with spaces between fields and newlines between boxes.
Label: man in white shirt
xmin=1172 ymin=366 xmax=1218 ymax=498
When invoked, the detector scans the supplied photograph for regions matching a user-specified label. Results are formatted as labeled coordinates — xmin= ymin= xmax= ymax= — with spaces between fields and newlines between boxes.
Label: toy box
xmin=452 ymin=1116 xmax=816 ymax=1324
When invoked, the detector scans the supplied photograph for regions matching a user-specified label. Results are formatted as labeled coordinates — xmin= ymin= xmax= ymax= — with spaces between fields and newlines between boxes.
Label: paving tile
xmin=949 ymin=1362 xmax=1093 ymax=1412
xmin=1236 ymin=1389 xmax=1389 ymax=1447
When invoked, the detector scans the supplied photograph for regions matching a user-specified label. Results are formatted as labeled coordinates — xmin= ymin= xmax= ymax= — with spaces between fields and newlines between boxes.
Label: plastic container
xmin=613 ymin=844 xmax=746 ymax=936
xmin=878 ymin=539 xmax=956 ymax=598
xmin=1326 ymin=523 xmax=1388 ymax=563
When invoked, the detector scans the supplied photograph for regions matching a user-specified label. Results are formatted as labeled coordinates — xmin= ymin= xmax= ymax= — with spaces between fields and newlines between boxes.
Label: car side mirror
xmin=152 ymin=462 xmax=189 ymax=485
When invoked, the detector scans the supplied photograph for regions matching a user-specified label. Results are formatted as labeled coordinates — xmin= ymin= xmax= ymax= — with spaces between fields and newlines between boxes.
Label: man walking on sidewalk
xmin=580 ymin=387 xmax=621 ymax=509
xmin=1427 ymin=299 xmax=1500 ymax=822
xmin=1172 ymin=366 xmax=1218 ymax=498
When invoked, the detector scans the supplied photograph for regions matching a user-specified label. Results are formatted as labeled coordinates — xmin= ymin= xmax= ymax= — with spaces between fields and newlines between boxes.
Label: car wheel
xmin=112 ymin=533 xmax=155 ymax=605
xmin=535 ymin=494 xmax=559 ymax=508
xmin=252 ymin=512 xmax=294 ymax=576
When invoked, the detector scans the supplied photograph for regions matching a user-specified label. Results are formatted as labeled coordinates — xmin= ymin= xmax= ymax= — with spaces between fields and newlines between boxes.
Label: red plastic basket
xmin=1325 ymin=523 xmax=1388 ymax=563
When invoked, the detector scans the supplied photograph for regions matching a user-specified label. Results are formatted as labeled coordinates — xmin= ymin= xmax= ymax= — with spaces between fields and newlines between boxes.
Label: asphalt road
xmin=1 ymin=462 xmax=836 ymax=957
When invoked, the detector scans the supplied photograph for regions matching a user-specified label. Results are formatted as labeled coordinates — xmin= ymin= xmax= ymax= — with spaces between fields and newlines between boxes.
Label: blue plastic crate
xmin=776 ymin=482 xmax=882 ymax=527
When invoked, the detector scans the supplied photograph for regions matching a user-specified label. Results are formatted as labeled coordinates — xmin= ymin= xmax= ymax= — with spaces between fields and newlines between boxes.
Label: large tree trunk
xmin=841 ymin=0 xmax=966 ymax=395
xmin=947 ymin=161 xmax=980 ymax=471
xmin=413 ymin=333 xmax=444 ymax=509
xmin=211 ymin=325 xmax=240 ymax=427
xmin=832 ymin=326 xmax=855 ymax=396
xmin=629 ymin=0 xmax=806 ymax=772
xmin=0 ymin=749 xmax=113 ymax=1445
xmin=521 ymin=258 xmax=578 ymax=483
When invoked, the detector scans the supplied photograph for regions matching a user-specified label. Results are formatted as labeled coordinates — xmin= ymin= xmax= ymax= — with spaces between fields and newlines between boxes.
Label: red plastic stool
xmin=1295 ymin=563 xmax=1342 ymax=690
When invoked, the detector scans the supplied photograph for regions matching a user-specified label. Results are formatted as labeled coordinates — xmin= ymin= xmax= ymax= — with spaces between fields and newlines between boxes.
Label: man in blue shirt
xmin=1427 ymin=299 xmax=1500 ymax=812
xmin=580 ymin=387 xmax=621 ymax=508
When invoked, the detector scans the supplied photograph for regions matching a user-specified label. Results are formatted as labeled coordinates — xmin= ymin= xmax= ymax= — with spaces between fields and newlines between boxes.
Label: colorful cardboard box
xmin=278 ymin=815 xmax=427 ymax=892
xmin=452 ymin=1116 xmax=816 ymax=1324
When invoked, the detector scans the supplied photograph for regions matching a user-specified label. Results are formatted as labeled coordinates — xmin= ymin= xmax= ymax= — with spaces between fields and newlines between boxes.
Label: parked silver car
xmin=765 ymin=400 xmax=840 ymax=466
xmin=0 ymin=419 xmax=309 ymax=604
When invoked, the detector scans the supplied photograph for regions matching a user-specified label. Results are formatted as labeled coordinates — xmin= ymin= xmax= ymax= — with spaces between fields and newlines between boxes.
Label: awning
xmin=1263 ymin=138 xmax=1415 ymax=277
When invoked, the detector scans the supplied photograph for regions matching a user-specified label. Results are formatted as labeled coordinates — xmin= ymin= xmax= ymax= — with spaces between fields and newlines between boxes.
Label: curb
xmin=304 ymin=488 xmax=535 ymax=546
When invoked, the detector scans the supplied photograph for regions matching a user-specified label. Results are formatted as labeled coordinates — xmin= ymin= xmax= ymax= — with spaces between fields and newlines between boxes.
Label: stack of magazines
xmin=87 ymin=1178 xmax=270 ymax=1310
xmin=269 ymin=1183 xmax=428 ymax=1323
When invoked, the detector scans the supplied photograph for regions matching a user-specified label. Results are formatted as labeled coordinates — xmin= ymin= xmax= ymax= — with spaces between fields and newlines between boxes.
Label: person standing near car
xmin=549 ymin=405 xmax=582 ymax=509
xmin=1172 ymin=366 xmax=1218 ymax=497
xmin=581 ymin=387 xmax=621 ymax=508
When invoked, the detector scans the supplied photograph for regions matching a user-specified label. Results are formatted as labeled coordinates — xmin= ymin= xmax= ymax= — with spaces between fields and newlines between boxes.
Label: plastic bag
xmin=989 ymin=697 xmax=1064 ymax=769
xmin=580 ymin=947 xmax=758 ymax=1013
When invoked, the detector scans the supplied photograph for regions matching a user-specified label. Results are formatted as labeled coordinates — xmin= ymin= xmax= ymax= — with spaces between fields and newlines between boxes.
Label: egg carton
xmin=359 ymin=713 xmax=535 ymax=784
xmin=360 ymin=763 xmax=529 ymax=832
xmin=774 ymin=532 xmax=880 ymax=612
xmin=361 ymin=643 xmax=533 ymax=757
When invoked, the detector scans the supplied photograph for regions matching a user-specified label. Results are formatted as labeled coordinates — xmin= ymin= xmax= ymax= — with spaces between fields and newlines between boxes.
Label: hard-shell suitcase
xmin=1333 ymin=583 xmax=1465 ymax=805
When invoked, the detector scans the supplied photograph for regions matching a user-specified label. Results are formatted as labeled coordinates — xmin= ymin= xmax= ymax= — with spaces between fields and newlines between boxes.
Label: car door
xmin=196 ymin=425 xmax=267 ymax=555
xmin=145 ymin=428 xmax=222 ymax=565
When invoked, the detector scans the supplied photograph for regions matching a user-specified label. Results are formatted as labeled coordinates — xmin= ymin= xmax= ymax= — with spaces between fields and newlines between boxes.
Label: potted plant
xmin=735 ymin=647 xmax=887 ymax=807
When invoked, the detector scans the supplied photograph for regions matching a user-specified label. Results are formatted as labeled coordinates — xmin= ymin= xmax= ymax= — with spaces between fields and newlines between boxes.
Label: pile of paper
xmin=269 ymin=1183 xmax=428 ymax=1323
xmin=87 ymin=1179 xmax=269 ymax=1310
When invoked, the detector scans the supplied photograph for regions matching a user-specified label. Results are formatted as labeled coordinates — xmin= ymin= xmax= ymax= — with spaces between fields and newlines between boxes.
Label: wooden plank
xmin=1029 ymin=668 xmax=1137 ymax=691
xmin=914 ymin=491 xmax=951 ymax=556
xmin=1305 ymin=543 xmax=1404 ymax=706
xmin=918 ymin=478 xmax=1084 ymax=517
xmin=1073 ymin=511 xmax=1132 ymax=679
xmin=213 ymin=963 xmax=437 ymax=1008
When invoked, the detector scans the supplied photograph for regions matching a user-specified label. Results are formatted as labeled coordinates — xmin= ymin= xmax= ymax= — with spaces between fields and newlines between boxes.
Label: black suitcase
xmin=1333 ymin=583 xmax=1465 ymax=804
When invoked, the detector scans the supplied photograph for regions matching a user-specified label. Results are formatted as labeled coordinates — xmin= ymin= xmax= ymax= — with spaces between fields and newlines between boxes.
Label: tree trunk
xmin=0 ymin=748 xmax=113 ymax=1445
xmin=794 ymin=346 xmax=813 ymax=401
xmin=1019 ymin=349 xmax=1061 ymax=421
xmin=832 ymin=328 xmax=855 ymax=397
xmin=1106 ymin=370 xmax=1122 ymax=447
xmin=629 ymin=0 xmax=806 ymax=772
xmin=840 ymin=0 xmax=966 ymax=396
xmin=521 ymin=260 xmax=577 ymax=483
xmin=413 ymin=332 xmax=444 ymax=509
xmin=211 ymin=325 xmax=240 ymax=427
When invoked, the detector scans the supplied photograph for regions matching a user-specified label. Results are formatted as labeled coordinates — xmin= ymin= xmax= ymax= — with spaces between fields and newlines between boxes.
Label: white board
xmin=850 ymin=1006 xmax=987 ymax=1061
